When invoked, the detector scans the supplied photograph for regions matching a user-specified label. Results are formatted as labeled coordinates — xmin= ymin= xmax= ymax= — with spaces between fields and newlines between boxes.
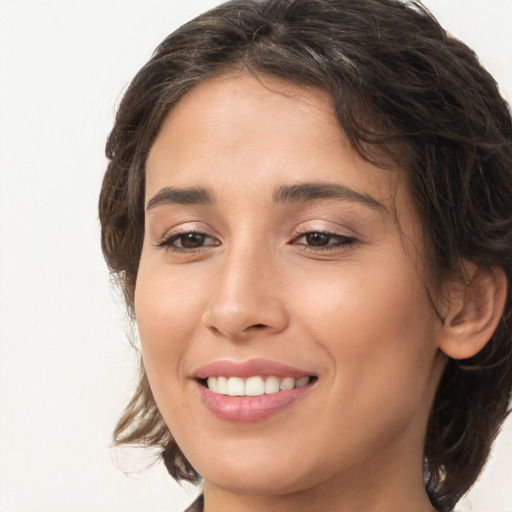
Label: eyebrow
xmin=147 ymin=186 xmax=215 ymax=210
xmin=146 ymin=182 xmax=386 ymax=212
xmin=273 ymin=182 xmax=387 ymax=211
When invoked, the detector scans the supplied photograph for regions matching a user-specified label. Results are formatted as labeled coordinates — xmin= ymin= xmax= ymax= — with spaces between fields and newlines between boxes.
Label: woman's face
xmin=136 ymin=74 xmax=445 ymax=499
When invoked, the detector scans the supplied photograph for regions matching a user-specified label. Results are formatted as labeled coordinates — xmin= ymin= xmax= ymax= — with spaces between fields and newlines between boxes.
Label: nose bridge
xmin=202 ymin=234 xmax=287 ymax=339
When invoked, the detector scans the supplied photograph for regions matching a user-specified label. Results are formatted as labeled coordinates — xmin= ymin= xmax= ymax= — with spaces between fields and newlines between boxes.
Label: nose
xmin=201 ymin=245 xmax=289 ymax=341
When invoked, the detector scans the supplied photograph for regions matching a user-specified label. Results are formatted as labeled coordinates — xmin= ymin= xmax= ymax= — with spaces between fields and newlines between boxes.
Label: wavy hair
xmin=99 ymin=1 xmax=512 ymax=509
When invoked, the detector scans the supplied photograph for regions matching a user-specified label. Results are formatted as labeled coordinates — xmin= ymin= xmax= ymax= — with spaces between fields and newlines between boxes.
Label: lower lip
xmin=197 ymin=382 xmax=313 ymax=423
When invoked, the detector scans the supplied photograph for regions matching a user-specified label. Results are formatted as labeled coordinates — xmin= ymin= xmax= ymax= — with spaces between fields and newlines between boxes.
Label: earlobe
xmin=439 ymin=264 xmax=507 ymax=360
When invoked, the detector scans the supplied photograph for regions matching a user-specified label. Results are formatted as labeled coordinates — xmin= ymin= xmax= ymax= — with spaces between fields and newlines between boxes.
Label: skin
xmin=136 ymin=74 xmax=445 ymax=512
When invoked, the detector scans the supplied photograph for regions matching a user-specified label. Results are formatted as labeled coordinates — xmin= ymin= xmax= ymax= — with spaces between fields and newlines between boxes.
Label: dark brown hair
xmin=99 ymin=1 xmax=512 ymax=510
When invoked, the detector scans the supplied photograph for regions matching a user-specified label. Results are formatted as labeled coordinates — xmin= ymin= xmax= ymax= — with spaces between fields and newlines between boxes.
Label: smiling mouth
xmin=195 ymin=361 xmax=318 ymax=422
xmin=199 ymin=375 xmax=317 ymax=397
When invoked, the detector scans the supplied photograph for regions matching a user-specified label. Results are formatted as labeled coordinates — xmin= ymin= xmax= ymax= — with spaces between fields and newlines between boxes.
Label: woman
xmin=99 ymin=0 xmax=512 ymax=510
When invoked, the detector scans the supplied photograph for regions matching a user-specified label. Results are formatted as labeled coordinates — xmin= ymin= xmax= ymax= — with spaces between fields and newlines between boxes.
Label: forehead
xmin=146 ymin=73 xmax=402 ymax=206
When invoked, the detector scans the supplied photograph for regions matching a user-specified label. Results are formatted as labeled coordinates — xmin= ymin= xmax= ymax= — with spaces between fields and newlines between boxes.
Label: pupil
xmin=181 ymin=233 xmax=205 ymax=248
xmin=306 ymin=232 xmax=329 ymax=246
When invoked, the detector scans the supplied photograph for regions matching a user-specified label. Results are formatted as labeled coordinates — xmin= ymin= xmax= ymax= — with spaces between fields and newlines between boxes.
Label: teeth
xmin=245 ymin=376 xmax=265 ymax=396
xmin=227 ymin=376 xmax=245 ymax=396
xmin=205 ymin=376 xmax=311 ymax=396
xmin=207 ymin=376 xmax=219 ymax=393
xmin=217 ymin=376 xmax=228 ymax=394
xmin=264 ymin=376 xmax=280 ymax=394
xmin=296 ymin=377 xmax=309 ymax=388
xmin=279 ymin=377 xmax=295 ymax=391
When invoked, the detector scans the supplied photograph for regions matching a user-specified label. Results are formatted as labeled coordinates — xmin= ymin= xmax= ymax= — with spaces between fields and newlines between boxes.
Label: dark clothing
xmin=184 ymin=494 xmax=204 ymax=512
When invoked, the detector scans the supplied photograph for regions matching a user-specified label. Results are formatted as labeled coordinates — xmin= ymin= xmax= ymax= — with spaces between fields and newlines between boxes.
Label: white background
xmin=0 ymin=1 xmax=511 ymax=511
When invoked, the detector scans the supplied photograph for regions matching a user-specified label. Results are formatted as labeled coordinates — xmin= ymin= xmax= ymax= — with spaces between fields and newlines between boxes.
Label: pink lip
xmin=192 ymin=359 xmax=316 ymax=423
xmin=196 ymin=382 xmax=313 ymax=423
xmin=193 ymin=358 xmax=312 ymax=379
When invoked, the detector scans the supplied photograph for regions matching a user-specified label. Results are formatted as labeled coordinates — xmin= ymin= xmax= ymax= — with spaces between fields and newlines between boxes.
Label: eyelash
xmin=156 ymin=231 xmax=219 ymax=253
xmin=156 ymin=228 xmax=356 ymax=254
xmin=290 ymin=229 xmax=356 ymax=252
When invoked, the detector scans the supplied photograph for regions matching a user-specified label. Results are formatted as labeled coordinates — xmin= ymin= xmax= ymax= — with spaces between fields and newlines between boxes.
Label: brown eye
xmin=179 ymin=232 xmax=207 ymax=248
xmin=305 ymin=232 xmax=331 ymax=246
xmin=292 ymin=230 xmax=356 ymax=252
xmin=157 ymin=231 xmax=219 ymax=252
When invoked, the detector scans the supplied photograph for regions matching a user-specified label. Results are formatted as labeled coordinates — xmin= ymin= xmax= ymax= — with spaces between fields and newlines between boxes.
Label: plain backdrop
xmin=0 ymin=1 xmax=511 ymax=511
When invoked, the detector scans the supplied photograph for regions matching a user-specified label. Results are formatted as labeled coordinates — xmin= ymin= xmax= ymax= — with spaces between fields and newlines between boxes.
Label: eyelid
xmin=155 ymin=221 xmax=216 ymax=241
xmin=293 ymin=220 xmax=358 ymax=239
xmin=158 ymin=231 xmax=217 ymax=245
xmin=290 ymin=223 xmax=359 ymax=252
xmin=292 ymin=230 xmax=356 ymax=244
xmin=154 ymin=222 xmax=221 ymax=253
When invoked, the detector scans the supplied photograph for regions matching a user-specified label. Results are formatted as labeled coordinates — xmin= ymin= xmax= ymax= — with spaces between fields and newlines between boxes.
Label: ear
xmin=439 ymin=264 xmax=507 ymax=360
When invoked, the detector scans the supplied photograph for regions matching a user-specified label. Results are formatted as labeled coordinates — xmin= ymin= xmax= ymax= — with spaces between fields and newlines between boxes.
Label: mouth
xmin=198 ymin=375 xmax=317 ymax=397
xmin=193 ymin=359 xmax=318 ymax=422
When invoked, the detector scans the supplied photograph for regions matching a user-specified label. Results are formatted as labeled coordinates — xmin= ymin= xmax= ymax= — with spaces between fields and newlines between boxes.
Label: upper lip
xmin=193 ymin=358 xmax=314 ymax=379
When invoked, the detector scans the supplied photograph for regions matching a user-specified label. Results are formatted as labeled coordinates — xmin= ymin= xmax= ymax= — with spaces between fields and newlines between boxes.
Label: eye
xmin=292 ymin=230 xmax=356 ymax=251
xmin=175 ymin=232 xmax=209 ymax=248
xmin=304 ymin=232 xmax=332 ymax=247
xmin=157 ymin=231 xmax=219 ymax=252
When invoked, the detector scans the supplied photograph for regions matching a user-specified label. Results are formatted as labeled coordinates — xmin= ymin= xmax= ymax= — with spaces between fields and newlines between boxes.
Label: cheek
xmin=134 ymin=259 xmax=208 ymax=384
xmin=296 ymin=255 xmax=433 ymax=339
xmin=294 ymin=255 xmax=440 ymax=405
xmin=295 ymin=268 xmax=440 ymax=469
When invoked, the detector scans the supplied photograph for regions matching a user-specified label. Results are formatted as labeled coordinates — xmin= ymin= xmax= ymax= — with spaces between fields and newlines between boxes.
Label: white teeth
xmin=245 ymin=376 xmax=265 ymax=396
xmin=279 ymin=377 xmax=295 ymax=391
xmin=207 ymin=377 xmax=218 ymax=393
xmin=205 ymin=375 xmax=311 ymax=396
xmin=264 ymin=376 xmax=280 ymax=394
xmin=217 ymin=376 xmax=228 ymax=394
xmin=227 ymin=377 xmax=245 ymax=396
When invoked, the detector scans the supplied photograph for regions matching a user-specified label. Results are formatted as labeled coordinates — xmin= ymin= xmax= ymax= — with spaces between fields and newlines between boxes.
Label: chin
xmin=187 ymin=441 xmax=316 ymax=496
xmin=204 ymin=466 xmax=312 ymax=497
